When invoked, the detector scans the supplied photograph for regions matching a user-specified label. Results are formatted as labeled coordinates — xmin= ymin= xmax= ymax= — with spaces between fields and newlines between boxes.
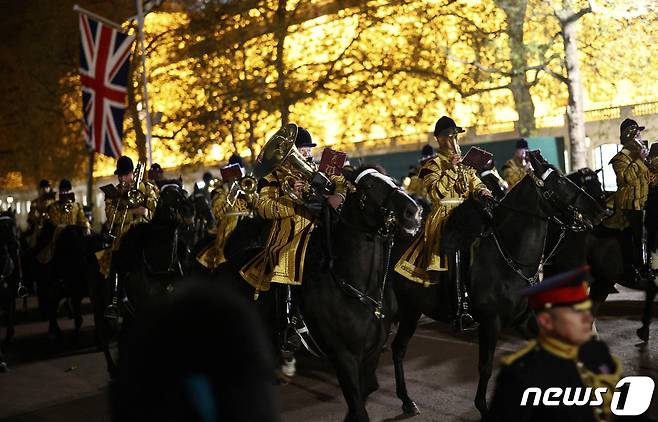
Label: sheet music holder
xmin=99 ymin=184 xmax=121 ymax=199
xmin=220 ymin=163 xmax=243 ymax=182
xmin=319 ymin=148 xmax=347 ymax=177
xmin=461 ymin=146 xmax=493 ymax=171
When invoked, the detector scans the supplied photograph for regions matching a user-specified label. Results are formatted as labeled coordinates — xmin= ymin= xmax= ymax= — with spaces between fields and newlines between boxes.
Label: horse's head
xmin=527 ymin=152 xmax=607 ymax=229
xmin=567 ymin=168 xmax=607 ymax=209
xmin=155 ymin=184 xmax=194 ymax=225
xmin=343 ymin=166 xmax=421 ymax=236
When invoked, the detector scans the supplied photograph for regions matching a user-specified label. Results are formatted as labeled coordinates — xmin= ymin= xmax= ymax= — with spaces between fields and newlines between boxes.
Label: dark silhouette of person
xmin=111 ymin=281 xmax=280 ymax=422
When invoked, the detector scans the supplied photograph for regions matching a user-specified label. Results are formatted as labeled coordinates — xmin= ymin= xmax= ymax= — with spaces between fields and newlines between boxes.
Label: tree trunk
xmin=496 ymin=0 xmax=536 ymax=137
xmin=557 ymin=2 xmax=589 ymax=170
xmin=275 ymin=0 xmax=290 ymax=127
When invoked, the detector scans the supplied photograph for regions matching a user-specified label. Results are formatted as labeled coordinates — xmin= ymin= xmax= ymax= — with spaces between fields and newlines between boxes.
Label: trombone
xmin=106 ymin=161 xmax=147 ymax=241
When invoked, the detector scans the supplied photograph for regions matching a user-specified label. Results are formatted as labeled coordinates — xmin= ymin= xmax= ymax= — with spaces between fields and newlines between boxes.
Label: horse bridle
xmin=332 ymin=171 xmax=401 ymax=318
xmin=487 ymin=169 xmax=589 ymax=285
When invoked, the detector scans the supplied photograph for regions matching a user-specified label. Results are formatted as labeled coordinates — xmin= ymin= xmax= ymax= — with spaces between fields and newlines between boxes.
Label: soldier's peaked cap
xmin=522 ymin=265 xmax=591 ymax=311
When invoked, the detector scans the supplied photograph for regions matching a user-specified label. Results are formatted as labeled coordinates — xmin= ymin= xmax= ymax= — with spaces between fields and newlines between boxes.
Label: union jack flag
xmin=78 ymin=13 xmax=134 ymax=158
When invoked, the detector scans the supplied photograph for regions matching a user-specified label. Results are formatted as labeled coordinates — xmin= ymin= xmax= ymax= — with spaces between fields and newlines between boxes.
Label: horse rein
xmin=331 ymin=172 xmax=402 ymax=318
xmin=485 ymin=169 xmax=588 ymax=285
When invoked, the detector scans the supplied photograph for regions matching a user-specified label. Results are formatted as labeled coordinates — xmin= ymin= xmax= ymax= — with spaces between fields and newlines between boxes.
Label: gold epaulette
xmin=500 ymin=340 xmax=538 ymax=366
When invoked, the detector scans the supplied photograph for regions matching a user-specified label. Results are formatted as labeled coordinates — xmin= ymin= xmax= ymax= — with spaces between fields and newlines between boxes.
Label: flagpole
xmin=136 ymin=0 xmax=153 ymax=166
xmin=72 ymin=5 xmax=123 ymax=31
xmin=86 ymin=145 xmax=94 ymax=216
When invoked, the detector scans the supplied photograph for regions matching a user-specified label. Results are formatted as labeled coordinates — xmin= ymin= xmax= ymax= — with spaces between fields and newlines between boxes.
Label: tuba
xmin=255 ymin=124 xmax=319 ymax=203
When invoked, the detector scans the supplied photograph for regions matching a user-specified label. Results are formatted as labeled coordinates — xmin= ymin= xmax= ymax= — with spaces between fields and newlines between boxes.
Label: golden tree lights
xmin=87 ymin=0 xmax=658 ymax=177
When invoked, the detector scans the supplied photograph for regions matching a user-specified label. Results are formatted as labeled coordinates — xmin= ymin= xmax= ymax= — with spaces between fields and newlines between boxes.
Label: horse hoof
xmin=281 ymin=357 xmax=296 ymax=378
xmin=402 ymin=401 xmax=420 ymax=416
xmin=637 ymin=327 xmax=650 ymax=342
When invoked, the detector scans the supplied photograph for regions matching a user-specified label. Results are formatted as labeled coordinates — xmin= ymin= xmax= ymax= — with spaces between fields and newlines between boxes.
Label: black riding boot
xmin=278 ymin=285 xmax=299 ymax=378
xmin=625 ymin=210 xmax=653 ymax=287
xmin=450 ymin=250 xmax=477 ymax=332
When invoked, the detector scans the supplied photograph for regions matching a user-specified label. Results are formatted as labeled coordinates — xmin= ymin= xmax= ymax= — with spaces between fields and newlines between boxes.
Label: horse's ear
xmin=342 ymin=166 xmax=357 ymax=183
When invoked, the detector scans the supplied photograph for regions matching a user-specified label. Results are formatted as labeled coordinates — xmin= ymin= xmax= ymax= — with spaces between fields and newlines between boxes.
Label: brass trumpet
xmin=240 ymin=175 xmax=257 ymax=194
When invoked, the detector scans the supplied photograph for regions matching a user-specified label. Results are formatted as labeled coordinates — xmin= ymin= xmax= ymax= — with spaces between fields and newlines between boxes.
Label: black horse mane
xmin=441 ymin=198 xmax=487 ymax=253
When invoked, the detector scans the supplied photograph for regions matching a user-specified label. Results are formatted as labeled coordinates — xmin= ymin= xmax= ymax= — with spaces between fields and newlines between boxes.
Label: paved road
xmin=0 ymin=289 xmax=656 ymax=422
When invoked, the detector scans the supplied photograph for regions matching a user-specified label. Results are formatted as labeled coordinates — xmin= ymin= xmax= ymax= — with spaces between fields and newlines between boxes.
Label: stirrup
xmin=452 ymin=312 xmax=478 ymax=333
xmin=104 ymin=304 xmax=120 ymax=320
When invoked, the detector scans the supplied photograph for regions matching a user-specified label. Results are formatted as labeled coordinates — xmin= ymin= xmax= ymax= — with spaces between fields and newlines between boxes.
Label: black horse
xmin=563 ymin=168 xmax=658 ymax=342
xmin=93 ymin=184 xmax=193 ymax=376
xmin=0 ymin=210 xmax=20 ymax=371
xmin=389 ymin=157 xmax=608 ymax=418
xmin=217 ymin=166 xmax=421 ymax=422
xmin=557 ymin=169 xmax=658 ymax=342
xmin=42 ymin=224 xmax=91 ymax=341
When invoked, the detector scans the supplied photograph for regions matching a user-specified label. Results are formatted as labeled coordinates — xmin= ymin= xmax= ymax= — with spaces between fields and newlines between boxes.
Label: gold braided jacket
xmin=26 ymin=195 xmax=56 ymax=247
xmin=197 ymin=188 xmax=252 ymax=270
xmin=240 ymin=169 xmax=348 ymax=292
xmin=502 ymin=158 xmax=528 ymax=188
xmin=97 ymin=181 xmax=159 ymax=278
xmin=395 ymin=149 xmax=489 ymax=285
xmin=46 ymin=200 xmax=90 ymax=230
xmin=603 ymin=148 xmax=654 ymax=230
xmin=104 ymin=181 xmax=159 ymax=239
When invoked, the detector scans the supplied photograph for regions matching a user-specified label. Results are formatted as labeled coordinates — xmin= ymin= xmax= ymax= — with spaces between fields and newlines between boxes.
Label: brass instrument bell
xmin=255 ymin=123 xmax=318 ymax=203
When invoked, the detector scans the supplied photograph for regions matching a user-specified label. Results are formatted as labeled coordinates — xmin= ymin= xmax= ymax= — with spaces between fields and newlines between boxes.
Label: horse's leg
xmin=589 ymin=275 xmax=612 ymax=318
xmin=0 ymin=342 xmax=6 ymax=372
xmin=4 ymin=297 xmax=15 ymax=346
xmin=71 ymin=291 xmax=83 ymax=343
xmin=47 ymin=282 xmax=62 ymax=340
xmin=333 ymin=355 xmax=369 ymax=422
xmin=391 ymin=308 xmax=422 ymax=416
xmin=475 ymin=314 xmax=501 ymax=418
xmin=637 ymin=279 xmax=657 ymax=342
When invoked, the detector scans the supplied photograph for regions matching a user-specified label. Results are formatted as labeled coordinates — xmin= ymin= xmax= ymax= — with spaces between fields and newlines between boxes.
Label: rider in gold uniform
xmin=240 ymin=128 xmax=347 ymax=293
xmin=197 ymin=154 xmax=256 ymax=270
xmin=404 ymin=144 xmax=435 ymax=201
xmin=97 ymin=156 xmax=159 ymax=278
xmin=395 ymin=116 xmax=493 ymax=331
xmin=603 ymin=119 xmax=657 ymax=283
xmin=27 ymin=179 xmax=56 ymax=249
xmin=36 ymin=179 xmax=91 ymax=264
xmin=501 ymin=139 xmax=532 ymax=189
